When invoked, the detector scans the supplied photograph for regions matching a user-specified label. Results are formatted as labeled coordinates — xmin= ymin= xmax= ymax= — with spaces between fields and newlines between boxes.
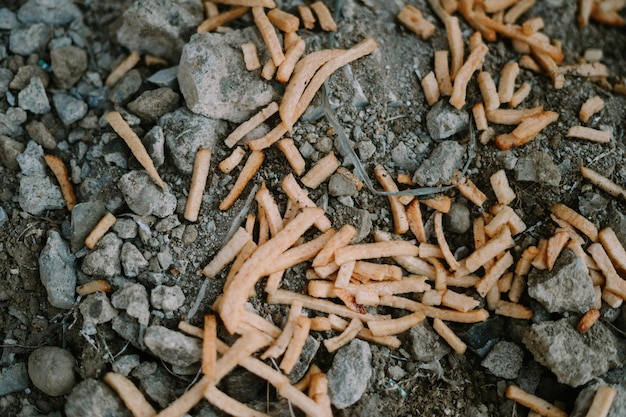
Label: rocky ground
xmin=0 ymin=0 xmax=625 ymax=416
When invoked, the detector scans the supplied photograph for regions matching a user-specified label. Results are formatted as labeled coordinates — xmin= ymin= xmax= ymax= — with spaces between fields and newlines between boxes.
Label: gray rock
xmin=111 ymin=283 xmax=151 ymax=326
xmin=523 ymin=318 xmax=622 ymax=387
xmin=0 ymin=135 xmax=25 ymax=170
xmin=121 ymin=242 xmax=148 ymax=277
xmin=28 ymin=346 xmax=76 ymax=396
xmin=19 ymin=176 xmax=65 ymax=215
xmin=39 ymin=230 xmax=76 ymax=309
xmin=0 ymin=107 xmax=28 ymax=136
xmin=150 ymin=285 xmax=185 ymax=312
xmin=0 ymin=206 xmax=7 ymax=228
xmin=51 ymin=46 xmax=88 ymax=90
xmin=607 ymin=205 xmax=626 ymax=246
xmin=70 ymin=201 xmax=107 ymax=252
xmin=112 ymin=355 xmax=140 ymax=377
xmin=528 ymin=249 xmax=596 ymax=314
xmin=341 ymin=392 xmax=384 ymax=417
xmin=137 ymin=366 xmax=180 ymax=408
xmin=116 ymin=0 xmax=203 ymax=62
xmin=128 ymin=88 xmax=180 ymax=122
xmin=426 ymin=100 xmax=469 ymax=140
xmin=481 ymin=341 xmax=524 ymax=379
xmin=112 ymin=313 xmax=143 ymax=349
xmin=159 ymin=108 xmax=227 ymax=174
xmin=17 ymin=140 xmax=46 ymax=176
xmin=53 ymin=93 xmax=88 ymax=125
xmin=179 ymin=28 xmax=279 ymax=123
xmin=327 ymin=339 xmax=372 ymax=409
xmin=0 ymin=363 xmax=29 ymax=395
xmin=578 ymin=192 xmax=609 ymax=218
xmin=81 ymin=233 xmax=122 ymax=277
xmin=404 ymin=321 xmax=451 ymax=362
xmin=413 ymin=140 xmax=465 ymax=187
xmin=329 ymin=173 xmax=358 ymax=197
xmin=118 ymin=171 xmax=177 ymax=217
xmin=142 ymin=125 xmax=165 ymax=168
xmin=144 ymin=325 xmax=202 ymax=367
xmin=443 ymin=203 xmax=471 ymax=234
xmin=65 ymin=379 xmax=132 ymax=417
xmin=223 ymin=368 xmax=265 ymax=403
xmin=357 ymin=140 xmax=376 ymax=160
xmin=18 ymin=77 xmax=50 ymax=114
xmin=514 ymin=151 xmax=561 ymax=187
xmin=79 ymin=292 xmax=118 ymax=333
xmin=288 ymin=336 xmax=321 ymax=383
xmin=571 ymin=381 xmax=626 ymax=417
xmin=147 ymin=66 xmax=179 ymax=89
xmin=25 ymin=120 xmax=56 ymax=149
xmin=112 ymin=218 xmax=138 ymax=239
xmin=391 ymin=142 xmax=419 ymax=170
xmin=155 ymin=215 xmax=180 ymax=232
xmin=0 ymin=68 xmax=12 ymax=98
xmin=107 ymin=69 xmax=142 ymax=104
xmin=18 ymin=0 xmax=82 ymax=25
xmin=0 ymin=8 xmax=18 ymax=29
xmin=9 ymin=23 xmax=52 ymax=56
xmin=9 ymin=65 xmax=50 ymax=90
xmin=455 ymin=316 xmax=505 ymax=357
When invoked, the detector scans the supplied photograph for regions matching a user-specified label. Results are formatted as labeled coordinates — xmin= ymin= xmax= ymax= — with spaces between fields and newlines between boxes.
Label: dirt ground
xmin=0 ymin=0 xmax=625 ymax=416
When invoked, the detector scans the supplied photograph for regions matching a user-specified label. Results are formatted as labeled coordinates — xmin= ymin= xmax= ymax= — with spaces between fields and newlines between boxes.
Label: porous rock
xmin=150 ymin=285 xmax=185 ymax=312
xmin=9 ymin=23 xmax=51 ymax=56
xmin=0 ymin=135 xmax=25 ymax=170
xmin=118 ymin=170 xmax=176 ymax=217
xmin=121 ymin=242 xmax=149 ymax=278
xmin=413 ymin=140 xmax=465 ymax=187
xmin=18 ymin=76 xmax=50 ymax=114
xmin=17 ymin=0 xmax=82 ymax=25
xmin=0 ymin=363 xmax=29 ymax=396
xmin=481 ymin=341 xmax=524 ymax=379
xmin=0 ymin=107 xmax=28 ymax=137
xmin=514 ymin=151 xmax=561 ymax=187
xmin=327 ymin=339 xmax=372 ymax=409
xmin=426 ymin=100 xmax=469 ymax=140
xmin=144 ymin=325 xmax=202 ymax=367
xmin=81 ymin=233 xmax=123 ymax=277
xmin=404 ymin=321 xmax=451 ymax=362
xmin=19 ymin=175 xmax=65 ymax=215
xmin=39 ymin=230 xmax=77 ymax=309
xmin=79 ymin=292 xmax=118 ymax=334
xmin=111 ymin=283 xmax=151 ymax=326
xmin=53 ymin=93 xmax=88 ymax=125
xmin=127 ymin=88 xmax=180 ymax=122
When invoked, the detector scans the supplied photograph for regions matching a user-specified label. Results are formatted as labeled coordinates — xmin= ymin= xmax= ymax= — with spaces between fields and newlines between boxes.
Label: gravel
xmin=38 ymin=230 xmax=76 ymax=309
xmin=481 ymin=341 xmax=524 ymax=379
xmin=120 ymin=242 xmax=149 ymax=278
xmin=111 ymin=283 xmax=151 ymax=326
xmin=0 ymin=363 xmax=29 ymax=396
xmin=0 ymin=107 xmax=27 ymax=136
xmin=143 ymin=325 xmax=202 ymax=367
xmin=28 ymin=346 xmax=76 ymax=396
xmin=118 ymin=170 xmax=177 ymax=217
xmin=50 ymin=45 xmax=88 ymax=89
xmin=65 ymin=379 xmax=131 ymax=417
xmin=9 ymin=23 xmax=51 ymax=56
xmin=413 ymin=140 xmax=466 ymax=187
xmin=81 ymin=233 xmax=123 ymax=277
xmin=426 ymin=99 xmax=470 ymax=140
xmin=150 ymin=285 xmax=185 ymax=312
xmin=53 ymin=93 xmax=88 ymax=125
xmin=18 ymin=76 xmax=50 ymax=114
xmin=404 ymin=321 xmax=451 ymax=362
xmin=127 ymin=87 xmax=180 ymax=122
xmin=78 ymin=292 xmax=119 ymax=334
xmin=327 ymin=339 xmax=373 ymax=409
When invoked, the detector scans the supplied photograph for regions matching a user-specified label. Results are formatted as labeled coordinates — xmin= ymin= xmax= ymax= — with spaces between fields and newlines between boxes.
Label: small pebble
xmin=28 ymin=346 xmax=76 ymax=396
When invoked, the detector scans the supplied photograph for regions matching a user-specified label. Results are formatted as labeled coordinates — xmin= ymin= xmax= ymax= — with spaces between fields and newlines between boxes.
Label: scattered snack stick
xmin=197 ymin=6 xmax=249 ymax=33
xmin=261 ymin=58 xmax=277 ymax=80
xmin=277 ymin=37 xmax=306 ymax=83
xmin=580 ymin=165 xmax=626 ymax=201
xmin=532 ymin=48 xmax=564 ymax=89
xmin=334 ymin=241 xmax=419 ymax=265
xmin=241 ymin=309 xmax=281 ymax=338
xmin=44 ymin=154 xmax=76 ymax=211
xmin=367 ymin=311 xmax=425 ymax=336
xmin=406 ymin=199 xmax=427 ymax=243
xmin=463 ymin=226 xmax=515 ymax=275
xmin=379 ymin=295 xmax=490 ymax=323
xmin=262 ymin=300 xmax=303 ymax=359
xmin=76 ymin=280 xmax=112 ymax=296
xmin=495 ymin=300 xmax=533 ymax=319
xmin=104 ymin=111 xmax=164 ymax=189
xmin=473 ymin=102 xmax=488 ymax=131
xmin=484 ymin=205 xmax=515 ymax=237
xmin=486 ymin=106 xmax=543 ymax=125
xmin=281 ymin=173 xmax=332 ymax=231
xmin=469 ymin=30 xmax=483 ymax=51
xmin=277 ymin=138 xmax=306 ymax=176
xmin=301 ymin=152 xmax=340 ymax=189
xmin=104 ymin=372 xmax=156 ymax=417
xmin=312 ymin=224 xmax=356 ymax=267
xmin=85 ymin=212 xmax=116 ymax=250
xmin=441 ymin=289 xmax=481 ymax=312
xmin=144 ymin=54 xmax=168 ymax=66
xmin=457 ymin=177 xmax=488 ymax=207
xmin=445 ymin=16 xmax=464 ymax=80
xmin=577 ymin=308 xmax=600 ymax=333
xmin=602 ymin=288 xmax=623 ymax=308
xmin=280 ymin=315 xmax=311 ymax=373
xmin=478 ymin=71 xmax=500 ymax=110
xmin=211 ymin=0 xmax=275 ymax=7
xmin=490 ymin=169 xmax=516 ymax=205
xmin=550 ymin=203 xmax=598 ymax=242
xmin=579 ymin=95 xmax=605 ymax=123
xmin=434 ymin=211 xmax=460 ymax=270
xmin=323 ymin=317 xmax=363 ymax=352
xmin=427 ymin=0 xmax=451 ymax=22
xmin=434 ymin=50 xmax=453 ymax=96
xmin=219 ymin=147 xmax=246 ymax=174
xmin=241 ymin=42 xmax=261 ymax=71
xmin=506 ymin=385 xmax=568 ymax=417
xmin=440 ymin=0 xmax=458 ymax=14
xmin=252 ymin=6 xmax=285 ymax=66
xmin=329 ymin=314 xmax=400 ymax=348
xmin=397 ymin=4 xmax=436 ymax=40
xmin=450 ymin=43 xmax=489 ymax=109
xmin=475 ymin=252 xmax=514 ymax=297
xmin=504 ymin=0 xmax=536 ymax=24
xmin=545 ymin=228 xmax=569 ymax=271
xmin=421 ymin=195 xmax=452 ymax=213
xmin=519 ymin=54 xmax=542 ymax=73
xmin=184 ymin=148 xmax=211 ymax=222
xmin=267 ymin=8 xmax=300 ymax=33
xmin=374 ymin=164 xmax=409 ymax=234
xmin=522 ymin=16 xmax=544 ymax=35
xmin=308 ymin=276 xmax=430 ymax=299
xmin=588 ymin=243 xmax=626 ymax=299
xmin=419 ymin=243 xmax=444 ymax=259
xmin=310 ymin=1 xmax=337 ymax=31
xmin=567 ymin=125 xmax=612 ymax=144
xmin=298 ymin=5 xmax=316 ymax=29
xmin=509 ymin=82 xmax=531 ymax=108
xmin=483 ymin=0 xmax=517 ymax=13
xmin=591 ymin=6 xmax=625 ymax=26
xmin=598 ymin=227 xmax=626 ymax=272
xmin=578 ymin=0 xmax=594 ymax=27
xmin=204 ymin=384 xmax=269 ymax=417
xmin=219 ymin=150 xmax=265 ymax=210
xmin=308 ymin=371 xmax=333 ymax=417
xmin=559 ymin=62 xmax=610 ymax=77
xmin=202 ymin=227 xmax=252 ymax=278
xmin=433 ymin=317 xmax=467 ymax=354
xmin=421 ymin=71 xmax=440 ymax=106
xmin=584 ymin=385 xmax=618 ymax=417
xmin=334 ymin=260 xmax=355 ymax=288
xmin=224 ymin=101 xmax=278 ymax=148
xmin=495 ymin=110 xmax=559 ymax=150
xmin=255 ymin=182 xmax=283 ymax=237
xmin=203 ymin=1 xmax=219 ymax=18
xmin=202 ymin=314 xmax=217 ymax=378
xmin=105 ymin=51 xmax=140 ymax=88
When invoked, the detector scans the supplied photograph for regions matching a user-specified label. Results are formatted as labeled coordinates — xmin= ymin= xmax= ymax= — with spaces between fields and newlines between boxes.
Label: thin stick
xmin=252 ymin=6 xmax=285 ymax=66
xmin=106 ymin=51 xmax=140 ymax=88
xmin=506 ymin=385 xmax=568 ymax=417
xmin=184 ymin=148 xmax=211 ymax=222
xmin=44 ymin=154 xmax=76 ymax=211
xmin=104 ymin=372 xmax=156 ymax=417
xmin=197 ymin=6 xmax=249 ymax=33
xmin=224 ymin=101 xmax=278 ymax=148
xmin=202 ymin=314 xmax=217 ymax=378
xmin=85 ymin=212 xmax=116 ymax=250
xmin=219 ymin=150 xmax=265 ymax=210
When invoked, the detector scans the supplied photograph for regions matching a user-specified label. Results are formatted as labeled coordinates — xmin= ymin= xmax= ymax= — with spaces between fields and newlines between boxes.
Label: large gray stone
xmin=128 ymin=88 xmax=180 ymax=122
xmin=28 ymin=346 xmax=76 ymax=396
xmin=115 ymin=0 xmax=203 ymax=62
xmin=144 ymin=325 xmax=202 ymax=367
xmin=0 ymin=107 xmax=27 ymax=137
xmin=412 ymin=140 xmax=465 ymax=187
xmin=70 ymin=201 xmax=107 ymax=252
xmin=79 ymin=292 xmax=118 ymax=334
xmin=514 ymin=151 xmax=561 ymax=187
xmin=9 ymin=23 xmax=51 ymax=56
xmin=0 ymin=8 xmax=18 ymax=29
xmin=571 ymin=381 xmax=626 ymax=417
xmin=327 ymin=339 xmax=372 ymax=409
xmin=404 ymin=321 xmax=451 ymax=362
xmin=528 ymin=249 xmax=596 ymax=314
xmin=121 ymin=242 xmax=148 ymax=278
xmin=81 ymin=233 xmax=122 ymax=277
xmin=18 ymin=176 xmax=65 ymax=215
xmin=53 ymin=93 xmax=88 ymax=125
xmin=159 ymin=108 xmax=227 ymax=174
xmin=523 ymin=318 xmax=622 ymax=387
xmin=179 ymin=27 xmax=279 ymax=123
xmin=111 ymin=283 xmax=151 ymax=326
xmin=481 ymin=341 xmax=524 ymax=379
xmin=150 ymin=285 xmax=185 ymax=312
xmin=50 ymin=46 xmax=88 ymax=89
xmin=0 ymin=363 xmax=29 ymax=395
xmin=17 ymin=140 xmax=46 ymax=176
xmin=18 ymin=77 xmax=50 ymax=114
xmin=118 ymin=170 xmax=177 ymax=217
xmin=426 ymin=100 xmax=469 ymax=140
xmin=65 ymin=379 xmax=132 ymax=417
xmin=17 ymin=0 xmax=82 ymax=25
xmin=25 ymin=120 xmax=56 ymax=149
xmin=39 ymin=230 xmax=77 ymax=309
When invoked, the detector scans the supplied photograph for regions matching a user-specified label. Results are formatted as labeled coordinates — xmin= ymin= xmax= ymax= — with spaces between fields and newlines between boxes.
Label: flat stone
xmin=118 ymin=170 xmax=177 ymax=217
xmin=528 ymin=249 xmax=596 ymax=314
xmin=112 ymin=218 xmax=138 ymax=239
xmin=142 ymin=125 xmax=165 ymax=168
xmin=65 ymin=379 xmax=132 ymax=417
xmin=523 ymin=317 xmax=622 ymax=387
xmin=0 ymin=107 xmax=28 ymax=137
xmin=19 ymin=175 xmax=65 ymax=215
xmin=426 ymin=100 xmax=469 ymax=140
xmin=514 ymin=151 xmax=561 ymax=187
xmin=107 ymin=69 xmax=142 ymax=104
xmin=179 ymin=27 xmax=279 ymax=123
xmin=443 ymin=203 xmax=471 ymax=234
xmin=413 ymin=140 xmax=465 ymax=187
xmin=329 ymin=173 xmax=358 ymax=197
xmin=571 ymin=381 xmax=626 ymax=417
xmin=159 ymin=108 xmax=227 ymax=174
xmin=121 ymin=242 xmax=148 ymax=278
xmin=144 ymin=325 xmax=202 ymax=367
xmin=404 ymin=321 xmax=451 ymax=362
xmin=111 ymin=283 xmax=150 ymax=326
xmin=9 ymin=65 xmax=50 ymax=90
xmin=0 ymin=363 xmax=29 ymax=395
xmin=25 ymin=120 xmax=56 ymax=149
xmin=18 ymin=77 xmax=50 ymax=114
xmin=51 ymin=46 xmax=88 ymax=90
xmin=81 ymin=233 xmax=122 ymax=277
xmin=112 ymin=313 xmax=143 ymax=349
xmin=150 ymin=285 xmax=185 ymax=312
xmin=391 ymin=142 xmax=419 ymax=170
xmin=18 ymin=0 xmax=82 ymax=25
xmin=9 ymin=23 xmax=52 ymax=56
xmin=79 ymin=292 xmax=118 ymax=334
xmin=0 ymin=8 xmax=18 ymax=29
xmin=39 ymin=230 xmax=77 ymax=309
xmin=327 ymin=339 xmax=372 ymax=409
xmin=17 ymin=140 xmax=46 ymax=176
xmin=53 ymin=93 xmax=88 ymax=125
xmin=70 ymin=201 xmax=107 ymax=252
xmin=147 ymin=66 xmax=179 ymax=89
xmin=0 ymin=135 xmax=25 ymax=170
xmin=481 ymin=341 xmax=524 ymax=379
xmin=128 ymin=88 xmax=180 ymax=122
xmin=137 ymin=366 xmax=181 ymax=408
xmin=115 ymin=0 xmax=203 ymax=62
xmin=28 ymin=346 xmax=76 ymax=396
